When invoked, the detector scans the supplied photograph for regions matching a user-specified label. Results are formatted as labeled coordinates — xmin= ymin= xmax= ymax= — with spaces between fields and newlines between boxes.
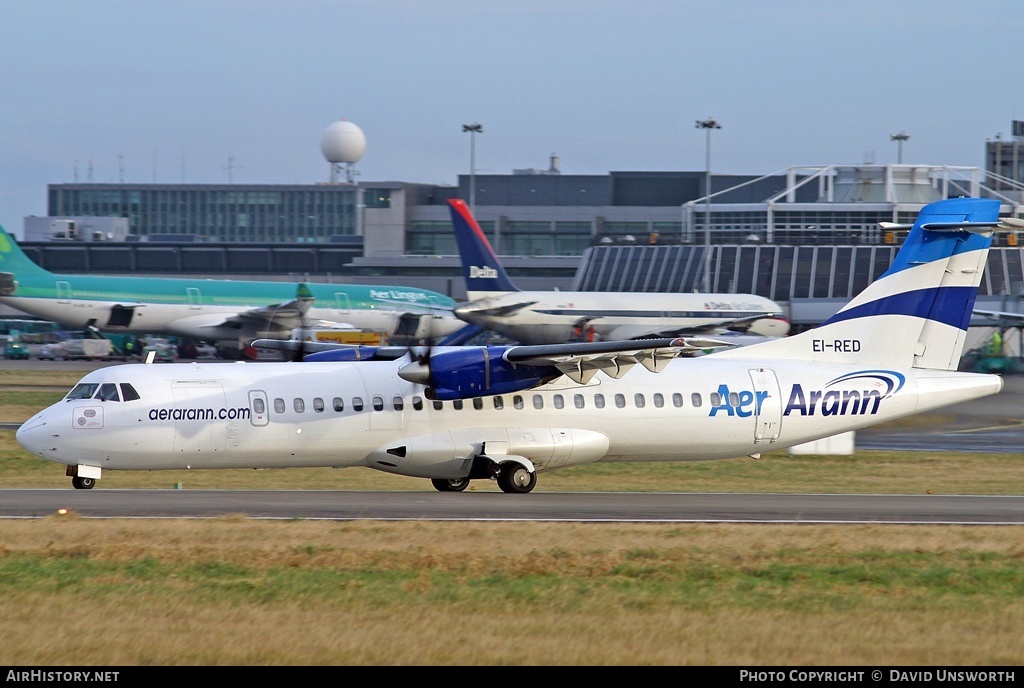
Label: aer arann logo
xmin=470 ymin=265 xmax=498 ymax=279
xmin=782 ymin=370 xmax=905 ymax=417
xmin=708 ymin=369 xmax=906 ymax=418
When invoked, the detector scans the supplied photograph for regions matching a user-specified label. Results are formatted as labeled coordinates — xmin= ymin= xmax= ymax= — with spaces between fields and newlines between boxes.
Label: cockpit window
xmin=67 ymin=382 xmax=140 ymax=402
xmin=67 ymin=383 xmax=100 ymax=400
xmin=120 ymin=383 xmax=141 ymax=401
xmin=97 ymin=383 xmax=120 ymax=402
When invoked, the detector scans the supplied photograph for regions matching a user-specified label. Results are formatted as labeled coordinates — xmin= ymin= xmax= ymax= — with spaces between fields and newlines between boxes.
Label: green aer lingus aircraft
xmin=0 ymin=224 xmax=463 ymax=353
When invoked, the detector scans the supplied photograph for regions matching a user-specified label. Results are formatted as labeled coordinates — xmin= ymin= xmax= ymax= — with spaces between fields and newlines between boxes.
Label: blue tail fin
xmin=714 ymin=197 xmax=1002 ymax=371
xmin=448 ymin=199 xmax=519 ymax=297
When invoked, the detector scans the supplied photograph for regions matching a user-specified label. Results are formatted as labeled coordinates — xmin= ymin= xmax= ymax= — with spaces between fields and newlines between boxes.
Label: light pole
xmin=890 ymin=131 xmax=909 ymax=164
xmin=696 ymin=117 xmax=721 ymax=293
xmin=462 ymin=122 xmax=483 ymax=214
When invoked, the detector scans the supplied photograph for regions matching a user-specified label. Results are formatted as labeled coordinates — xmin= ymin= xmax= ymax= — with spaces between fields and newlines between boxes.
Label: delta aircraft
xmin=0 ymin=223 xmax=465 ymax=353
xmin=447 ymin=198 xmax=791 ymax=345
xmin=17 ymin=198 xmax=1009 ymax=493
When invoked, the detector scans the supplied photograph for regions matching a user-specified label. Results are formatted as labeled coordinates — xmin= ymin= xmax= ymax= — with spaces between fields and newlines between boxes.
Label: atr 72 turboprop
xmin=447 ymin=198 xmax=790 ymax=345
xmin=17 ymin=198 xmax=1010 ymax=493
xmin=0 ymin=224 xmax=465 ymax=352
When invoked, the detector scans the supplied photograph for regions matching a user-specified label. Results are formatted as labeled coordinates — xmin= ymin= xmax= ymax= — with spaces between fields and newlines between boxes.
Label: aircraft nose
xmin=16 ymin=416 xmax=56 ymax=458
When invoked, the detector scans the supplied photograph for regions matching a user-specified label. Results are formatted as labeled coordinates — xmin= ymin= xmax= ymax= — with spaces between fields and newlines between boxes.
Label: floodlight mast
xmin=462 ymin=122 xmax=484 ymax=214
xmin=890 ymin=131 xmax=910 ymax=164
xmin=696 ymin=117 xmax=721 ymax=293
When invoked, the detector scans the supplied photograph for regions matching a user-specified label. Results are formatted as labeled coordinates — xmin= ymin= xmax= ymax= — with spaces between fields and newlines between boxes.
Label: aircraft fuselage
xmin=455 ymin=292 xmax=786 ymax=344
xmin=17 ymin=357 xmax=1002 ymax=481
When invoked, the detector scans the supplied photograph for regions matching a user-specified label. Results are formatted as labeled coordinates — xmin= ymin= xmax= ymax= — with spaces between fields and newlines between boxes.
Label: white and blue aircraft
xmin=447 ymin=198 xmax=790 ymax=344
xmin=17 ymin=198 xmax=1009 ymax=493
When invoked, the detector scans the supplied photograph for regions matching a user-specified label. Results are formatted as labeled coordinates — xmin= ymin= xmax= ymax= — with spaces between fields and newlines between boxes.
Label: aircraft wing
xmin=503 ymin=337 xmax=730 ymax=383
xmin=254 ymin=335 xmax=733 ymax=397
xmin=455 ymin=300 xmax=539 ymax=318
xmin=605 ymin=313 xmax=786 ymax=339
xmin=973 ymin=308 xmax=1024 ymax=324
xmin=222 ymin=295 xmax=315 ymax=331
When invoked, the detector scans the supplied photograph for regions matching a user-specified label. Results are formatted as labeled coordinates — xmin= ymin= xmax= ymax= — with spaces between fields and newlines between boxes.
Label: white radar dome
xmin=320 ymin=120 xmax=366 ymax=164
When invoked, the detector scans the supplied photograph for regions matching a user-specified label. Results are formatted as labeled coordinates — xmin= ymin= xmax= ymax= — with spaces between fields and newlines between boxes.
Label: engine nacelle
xmin=744 ymin=317 xmax=791 ymax=337
xmin=398 ymin=346 xmax=556 ymax=401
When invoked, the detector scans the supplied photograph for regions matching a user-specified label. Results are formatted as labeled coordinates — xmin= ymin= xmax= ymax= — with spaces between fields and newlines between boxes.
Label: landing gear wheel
xmin=497 ymin=464 xmax=536 ymax=494
xmin=71 ymin=476 xmax=95 ymax=490
xmin=431 ymin=477 xmax=470 ymax=492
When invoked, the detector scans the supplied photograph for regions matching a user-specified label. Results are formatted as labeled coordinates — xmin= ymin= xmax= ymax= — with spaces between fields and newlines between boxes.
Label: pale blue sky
xmin=1 ymin=0 xmax=1021 ymax=237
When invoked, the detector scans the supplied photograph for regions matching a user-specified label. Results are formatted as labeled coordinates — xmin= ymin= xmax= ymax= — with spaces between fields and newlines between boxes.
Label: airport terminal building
xmin=35 ymin=157 xmax=1024 ymax=330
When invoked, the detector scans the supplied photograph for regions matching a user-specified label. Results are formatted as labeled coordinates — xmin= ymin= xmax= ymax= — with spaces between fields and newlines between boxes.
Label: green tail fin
xmin=0 ymin=224 xmax=49 ymax=275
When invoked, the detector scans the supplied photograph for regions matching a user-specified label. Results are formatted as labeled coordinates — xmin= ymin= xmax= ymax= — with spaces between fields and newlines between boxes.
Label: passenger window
xmin=453 ymin=399 xmax=464 ymax=410
xmin=673 ymin=393 xmax=684 ymax=408
xmin=274 ymin=398 xmax=286 ymax=413
xmin=393 ymin=396 xmax=404 ymax=411
xmin=691 ymin=393 xmax=702 ymax=408
xmin=514 ymin=395 xmax=524 ymax=410
xmin=253 ymin=397 xmax=266 ymax=414
xmin=533 ymin=395 xmax=544 ymax=409
xmin=494 ymin=396 xmax=504 ymax=410
xmin=553 ymin=394 xmax=564 ymax=409
xmin=372 ymin=395 xmax=384 ymax=411
xmin=333 ymin=397 xmax=344 ymax=412
xmin=615 ymin=393 xmax=625 ymax=409
xmin=634 ymin=393 xmax=645 ymax=408
xmin=653 ymin=393 xmax=664 ymax=408
xmin=412 ymin=396 xmax=423 ymax=410
xmin=67 ymin=383 xmax=99 ymax=400
xmin=574 ymin=394 xmax=585 ymax=409
xmin=473 ymin=398 xmax=483 ymax=410
xmin=594 ymin=394 xmax=605 ymax=409
xmin=729 ymin=392 xmax=740 ymax=407
xmin=710 ymin=392 xmax=721 ymax=406
xmin=353 ymin=397 xmax=364 ymax=412
xmin=119 ymin=383 xmax=140 ymax=401
xmin=293 ymin=398 xmax=305 ymax=413
xmin=313 ymin=397 xmax=325 ymax=413
xmin=432 ymin=400 xmax=443 ymax=411
xmin=97 ymin=383 xmax=120 ymax=402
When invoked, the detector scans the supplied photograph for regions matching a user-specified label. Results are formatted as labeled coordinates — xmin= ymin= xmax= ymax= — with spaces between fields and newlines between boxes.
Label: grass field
xmin=2 ymin=367 xmax=1023 ymax=665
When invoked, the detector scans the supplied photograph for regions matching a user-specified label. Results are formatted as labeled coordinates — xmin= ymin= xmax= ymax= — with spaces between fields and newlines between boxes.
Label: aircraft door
xmin=748 ymin=368 xmax=782 ymax=443
xmin=187 ymin=287 xmax=201 ymax=310
xmin=56 ymin=280 xmax=72 ymax=303
xmin=171 ymin=381 xmax=229 ymax=455
xmin=248 ymin=390 xmax=269 ymax=427
xmin=106 ymin=305 xmax=135 ymax=328
xmin=394 ymin=314 xmax=428 ymax=340
xmin=333 ymin=292 xmax=352 ymax=316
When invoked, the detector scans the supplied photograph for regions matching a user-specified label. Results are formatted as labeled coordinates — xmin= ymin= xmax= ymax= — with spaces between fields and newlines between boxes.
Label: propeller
xmin=402 ymin=314 xmax=437 ymax=381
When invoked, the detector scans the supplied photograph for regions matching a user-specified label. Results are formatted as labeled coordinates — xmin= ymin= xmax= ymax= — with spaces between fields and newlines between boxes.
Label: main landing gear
xmin=429 ymin=463 xmax=538 ymax=494
xmin=496 ymin=463 xmax=537 ymax=494
xmin=431 ymin=477 xmax=471 ymax=492
xmin=71 ymin=476 xmax=95 ymax=490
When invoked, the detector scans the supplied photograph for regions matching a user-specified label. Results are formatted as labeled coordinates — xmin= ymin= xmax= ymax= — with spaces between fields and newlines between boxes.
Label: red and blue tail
xmin=448 ymin=199 xmax=519 ymax=297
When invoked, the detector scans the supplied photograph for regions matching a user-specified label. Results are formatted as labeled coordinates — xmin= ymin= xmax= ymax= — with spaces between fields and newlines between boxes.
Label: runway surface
xmin=3 ymin=489 xmax=1023 ymax=524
